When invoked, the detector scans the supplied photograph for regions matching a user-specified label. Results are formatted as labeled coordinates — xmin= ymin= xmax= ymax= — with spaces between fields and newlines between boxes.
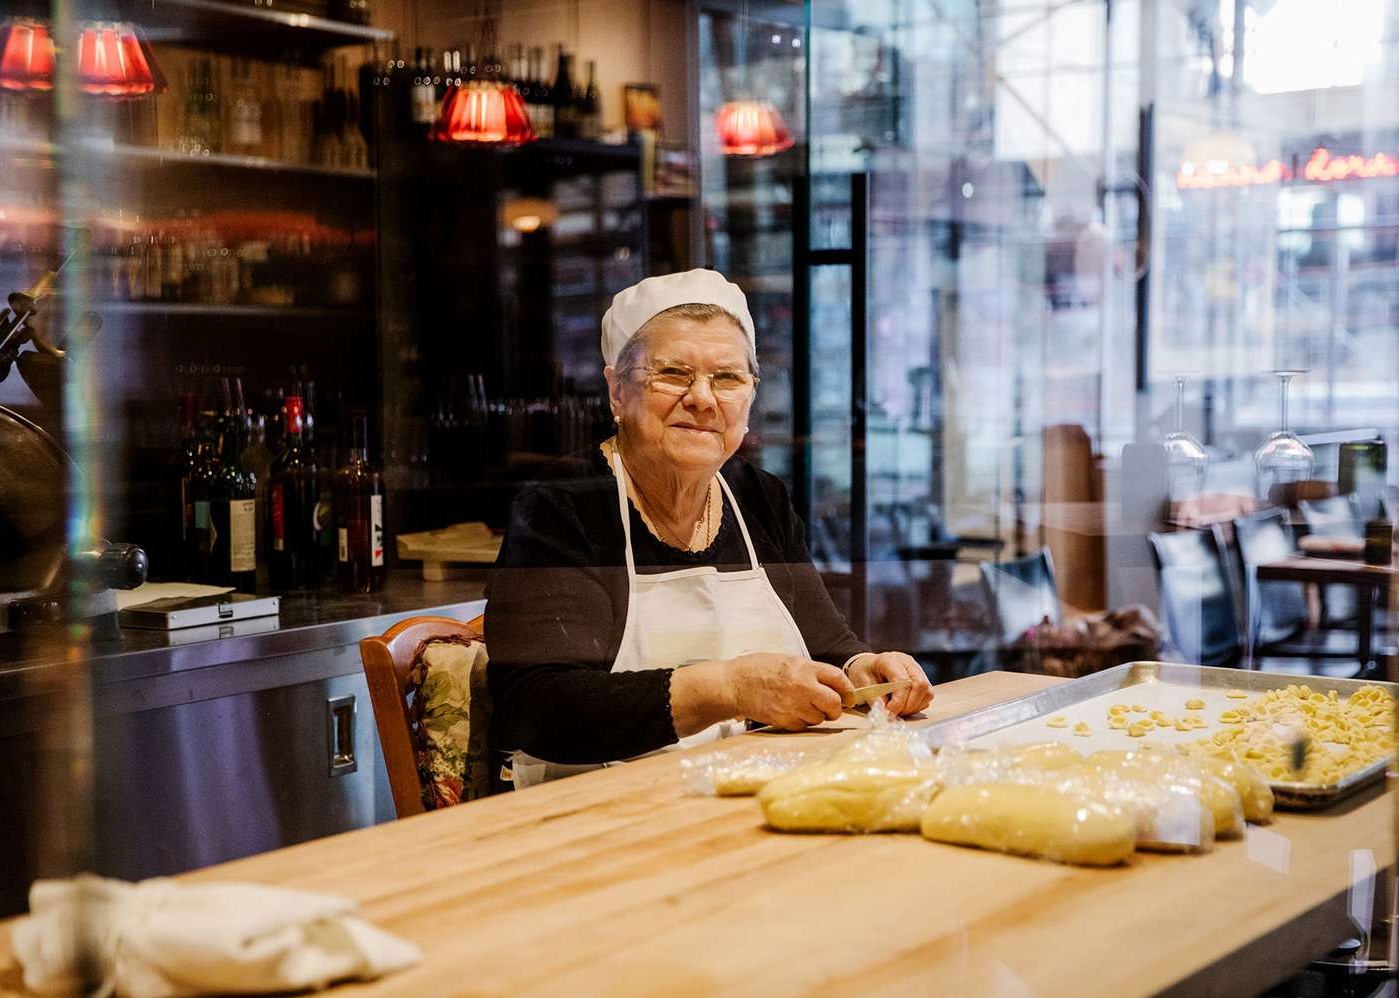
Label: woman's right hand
xmin=721 ymin=653 xmax=855 ymax=731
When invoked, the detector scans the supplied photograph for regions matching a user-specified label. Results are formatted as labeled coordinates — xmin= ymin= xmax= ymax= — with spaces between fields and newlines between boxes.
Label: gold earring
xmin=614 ymin=415 xmax=622 ymax=425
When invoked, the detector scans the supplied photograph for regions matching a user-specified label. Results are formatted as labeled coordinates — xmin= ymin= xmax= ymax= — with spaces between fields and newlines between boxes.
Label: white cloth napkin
xmin=12 ymin=874 xmax=422 ymax=997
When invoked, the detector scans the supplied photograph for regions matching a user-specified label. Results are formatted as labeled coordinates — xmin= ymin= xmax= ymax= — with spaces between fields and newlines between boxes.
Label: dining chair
xmin=1299 ymin=494 xmax=1363 ymax=627
xmin=1228 ymin=511 xmax=1354 ymax=661
xmin=359 ymin=613 xmax=487 ymax=819
xmin=1147 ymin=529 xmax=1240 ymax=668
xmin=979 ymin=549 xmax=1060 ymax=646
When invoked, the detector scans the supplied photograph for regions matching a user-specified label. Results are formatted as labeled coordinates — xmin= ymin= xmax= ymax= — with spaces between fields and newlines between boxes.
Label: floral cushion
xmin=413 ymin=636 xmax=491 ymax=809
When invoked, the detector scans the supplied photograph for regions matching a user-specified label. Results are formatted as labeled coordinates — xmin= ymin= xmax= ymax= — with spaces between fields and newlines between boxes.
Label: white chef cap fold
xmin=600 ymin=269 xmax=756 ymax=366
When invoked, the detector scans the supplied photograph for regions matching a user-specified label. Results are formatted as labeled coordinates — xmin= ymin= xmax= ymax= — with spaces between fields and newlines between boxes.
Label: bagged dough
xmin=1051 ymin=764 xmax=1215 ymax=852
xmin=1189 ymin=755 xmax=1274 ymax=823
xmin=920 ymin=783 xmax=1136 ymax=866
xmin=759 ymin=728 xmax=940 ymax=833
xmin=1083 ymin=750 xmax=1245 ymax=837
xmin=1006 ymin=742 xmax=1085 ymax=771
xmin=680 ymin=749 xmax=810 ymax=796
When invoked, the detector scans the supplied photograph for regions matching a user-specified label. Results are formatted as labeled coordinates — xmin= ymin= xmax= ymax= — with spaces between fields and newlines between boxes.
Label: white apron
xmin=510 ymin=449 xmax=810 ymax=788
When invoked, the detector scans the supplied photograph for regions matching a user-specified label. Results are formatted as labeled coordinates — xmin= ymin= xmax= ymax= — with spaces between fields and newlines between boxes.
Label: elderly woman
xmin=487 ymin=270 xmax=933 ymax=787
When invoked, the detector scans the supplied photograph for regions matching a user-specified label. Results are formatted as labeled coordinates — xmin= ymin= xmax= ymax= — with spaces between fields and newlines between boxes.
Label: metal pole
xmin=850 ymin=171 xmax=870 ymax=641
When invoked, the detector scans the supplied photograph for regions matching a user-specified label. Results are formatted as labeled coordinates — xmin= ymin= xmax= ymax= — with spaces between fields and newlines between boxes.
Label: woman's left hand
xmin=846 ymin=652 xmax=934 ymax=717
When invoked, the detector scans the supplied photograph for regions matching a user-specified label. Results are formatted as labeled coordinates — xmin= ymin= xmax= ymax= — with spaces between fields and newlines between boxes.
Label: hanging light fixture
xmin=0 ymin=18 xmax=56 ymax=93
xmin=716 ymin=99 xmax=793 ymax=157
xmin=715 ymin=0 xmax=793 ymax=158
xmin=76 ymin=22 xmax=165 ymax=98
xmin=433 ymin=81 xmax=534 ymax=144
xmin=432 ymin=2 xmax=534 ymax=145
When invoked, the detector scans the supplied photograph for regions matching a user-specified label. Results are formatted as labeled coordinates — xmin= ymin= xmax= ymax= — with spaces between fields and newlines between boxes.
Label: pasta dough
xmin=920 ymin=784 xmax=1136 ymax=866
xmin=1190 ymin=756 xmax=1274 ymax=823
xmin=1083 ymin=750 xmax=1244 ymax=837
xmin=758 ymin=730 xmax=941 ymax=833
xmin=1052 ymin=764 xmax=1215 ymax=852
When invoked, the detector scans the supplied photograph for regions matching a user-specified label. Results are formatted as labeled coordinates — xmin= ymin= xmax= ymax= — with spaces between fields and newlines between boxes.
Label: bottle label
xmin=338 ymin=526 xmax=349 ymax=563
xmin=194 ymin=500 xmax=210 ymax=530
xmin=271 ymin=484 xmax=285 ymax=551
xmin=230 ymin=499 xmax=256 ymax=573
xmin=371 ymin=494 xmax=384 ymax=567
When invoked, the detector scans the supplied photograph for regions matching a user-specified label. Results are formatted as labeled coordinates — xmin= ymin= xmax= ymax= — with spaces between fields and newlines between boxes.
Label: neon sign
xmin=1176 ymin=146 xmax=1399 ymax=189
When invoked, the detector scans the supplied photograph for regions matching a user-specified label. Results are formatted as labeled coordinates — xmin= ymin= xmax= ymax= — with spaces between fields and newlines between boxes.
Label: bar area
xmin=2 ymin=0 xmax=1398 ymax=994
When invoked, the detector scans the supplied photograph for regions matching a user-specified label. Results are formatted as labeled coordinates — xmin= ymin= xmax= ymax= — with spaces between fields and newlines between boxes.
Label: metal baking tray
xmin=924 ymin=662 xmax=1397 ymax=809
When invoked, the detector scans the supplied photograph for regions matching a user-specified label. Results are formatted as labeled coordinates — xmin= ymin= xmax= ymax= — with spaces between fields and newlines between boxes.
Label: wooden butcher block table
xmin=2 ymin=672 xmax=1392 ymax=996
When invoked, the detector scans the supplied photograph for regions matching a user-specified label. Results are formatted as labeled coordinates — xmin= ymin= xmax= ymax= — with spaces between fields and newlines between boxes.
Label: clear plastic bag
xmin=1079 ymin=749 xmax=1245 ymax=838
xmin=757 ymin=723 xmax=940 ymax=833
xmin=679 ymin=748 xmax=812 ymax=797
xmin=920 ymin=783 xmax=1137 ymax=866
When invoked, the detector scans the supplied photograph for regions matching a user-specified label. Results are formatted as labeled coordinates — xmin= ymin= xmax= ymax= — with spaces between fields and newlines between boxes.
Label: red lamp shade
xmin=716 ymin=100 xmax=794 ymax=157
xmin=432 ymin=81 xmax=535 ymax=145
xmin=77 ymin=22 xmax=165 ymax=98
xmin=0 ymin=19 xmax=56 ymax=93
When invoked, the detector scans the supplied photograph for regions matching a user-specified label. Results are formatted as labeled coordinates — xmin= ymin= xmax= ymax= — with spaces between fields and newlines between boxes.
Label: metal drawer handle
xmin=327 ymin=694 xmax=357 ymax=777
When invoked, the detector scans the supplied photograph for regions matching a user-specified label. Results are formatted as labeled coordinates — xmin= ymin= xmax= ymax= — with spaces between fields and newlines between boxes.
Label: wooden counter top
xmin=2 ymin=671 xmax=1391 ymax=996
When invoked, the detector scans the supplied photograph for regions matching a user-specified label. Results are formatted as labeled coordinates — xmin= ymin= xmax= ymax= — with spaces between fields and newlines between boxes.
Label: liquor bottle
xmin=267 ymin=395 xmax=320 ymax=589
xmin=169 ymin=392 xmax=200 ymax=580
xmin=528 ymin=46 xmax=552 ymax=137
xmin=209 ymin=410 xmax=258 ymax=591
xmin=188 ymin=409 xmax=221 ymax=582
xmin=335 ymin=411 xmax=387 ymax=592
xmin=178 ymin=58 xmax=221 ymax=156
xmin=552 ymin=47 xmax=579 ymax=139
xmin=580 ymin=59 xmax=600 ymax=140
xmin=228 ymin=58 xmax=264 ymax=156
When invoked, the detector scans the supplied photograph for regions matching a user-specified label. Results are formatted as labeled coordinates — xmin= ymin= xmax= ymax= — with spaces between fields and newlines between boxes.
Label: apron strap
xmin=609 ymin=446 xmax=640 ymax=580
xmin=714 ymin=473 xmax=761 ymax=571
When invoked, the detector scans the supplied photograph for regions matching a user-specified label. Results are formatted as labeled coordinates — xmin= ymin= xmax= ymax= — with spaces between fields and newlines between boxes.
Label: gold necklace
xmin=625 ymin=460 xmax=714 ymax=551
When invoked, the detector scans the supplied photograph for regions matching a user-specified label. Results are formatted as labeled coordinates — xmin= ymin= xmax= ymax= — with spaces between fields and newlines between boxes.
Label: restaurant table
xmin=1257 ymin=556 xmax=1397 ymax=675
xmin=1 ymin=671 xmax=1391 ymax=997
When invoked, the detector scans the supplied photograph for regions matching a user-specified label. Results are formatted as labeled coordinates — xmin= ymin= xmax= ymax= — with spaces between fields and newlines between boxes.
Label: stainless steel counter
xmin=1 ymin=571 xmax=489 ymax=916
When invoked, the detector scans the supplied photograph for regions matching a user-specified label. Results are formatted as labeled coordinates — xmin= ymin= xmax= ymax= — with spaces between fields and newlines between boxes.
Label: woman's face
xmin=605 ymin=316 xmax=754 ymax=477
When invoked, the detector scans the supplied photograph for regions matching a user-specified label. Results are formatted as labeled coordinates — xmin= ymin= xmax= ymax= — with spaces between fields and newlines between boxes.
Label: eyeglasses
xmin=627 ymin=364 xmax=759 ymax=401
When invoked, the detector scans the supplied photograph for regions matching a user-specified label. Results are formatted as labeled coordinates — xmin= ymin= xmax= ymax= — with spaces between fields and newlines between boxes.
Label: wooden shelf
xmin=97 ymin=302 xmax=372 ymax=319
xmin=0 ymin=137 xmax=374 ymax=180
xmin=128 ymin=0 xmax=394 ymax=57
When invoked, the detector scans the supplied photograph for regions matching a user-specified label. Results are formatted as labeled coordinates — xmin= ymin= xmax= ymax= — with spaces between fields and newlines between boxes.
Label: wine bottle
xmin=412 ymin=47 xmax=438 ymax=126
xmin=170 ymin=391 xmax=200 ymax=580
xmin=267 ymin=395 xmax=320 ymax=589
xmin=529 ymin=46 xmax=552 ymax=137
xmin=209 ymin=410 xmax=258 ymax=591
xmin=188 ymin=409 xmax=221 ymax=583
xmin=580 ymin=59 xmax=600 ymax=140
xmin=229 ymin=58 xmax=265 ymax=156
xmin=335 ymin=411 xmax=387 ymax=593
xmin=552 ymin=47 xmax=579 ymax=139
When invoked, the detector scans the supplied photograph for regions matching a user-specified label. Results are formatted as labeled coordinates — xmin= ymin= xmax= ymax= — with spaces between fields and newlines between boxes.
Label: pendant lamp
xmin=0 ymin=18 xmax=56 ymax=93
xmin=76 ymin=22 xmax=165 ymax=98
xmin=716 ymin=99 xmax=793 ymax=157
xmin=432 ymin=79 xmax=534 ymax=145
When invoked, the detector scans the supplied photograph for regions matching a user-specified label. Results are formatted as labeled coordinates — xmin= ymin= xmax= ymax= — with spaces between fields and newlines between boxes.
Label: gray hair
xmin=614 ymin=303 xmax=760 ymax=381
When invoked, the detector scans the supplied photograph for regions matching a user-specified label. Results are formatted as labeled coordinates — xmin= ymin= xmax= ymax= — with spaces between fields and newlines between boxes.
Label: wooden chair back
xmin=359 ymin=613 xmax=485 ymax=819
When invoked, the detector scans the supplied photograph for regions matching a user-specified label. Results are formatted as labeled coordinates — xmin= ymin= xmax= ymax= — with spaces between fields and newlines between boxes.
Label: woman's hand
xmin=722 ymin=653 xmax=855 ymax=731
xmin=846 ymin=652 xmax=934 ymax=717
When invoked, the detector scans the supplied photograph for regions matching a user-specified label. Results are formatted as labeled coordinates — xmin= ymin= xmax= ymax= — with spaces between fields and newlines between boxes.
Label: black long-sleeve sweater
xmin=485 ymin=446 xmax=869 ymax=764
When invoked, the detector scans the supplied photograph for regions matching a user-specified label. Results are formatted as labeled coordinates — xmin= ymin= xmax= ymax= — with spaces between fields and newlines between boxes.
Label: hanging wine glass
xmin=1254 ymin=370 xmax=1314 ymax=504
xmin=1163 ymin=374 xmax=1208 ymax=502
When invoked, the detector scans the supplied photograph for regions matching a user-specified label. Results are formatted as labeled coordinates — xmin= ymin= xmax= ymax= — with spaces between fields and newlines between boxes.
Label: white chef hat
xmin=600 ymin=269 xmax=755 ymax=366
